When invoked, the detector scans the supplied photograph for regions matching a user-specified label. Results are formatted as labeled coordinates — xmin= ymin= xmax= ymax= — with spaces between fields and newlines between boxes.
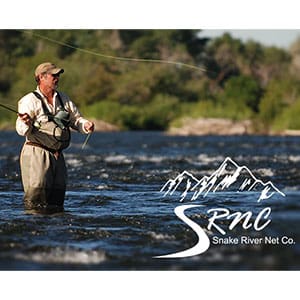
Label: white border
xmin=1 ymin=271 xmax=299 ymax=299
xmin=1 ymin=1 xmax=300 ymax=29
xmin=1 ymin=1 xmax=299 ymax=299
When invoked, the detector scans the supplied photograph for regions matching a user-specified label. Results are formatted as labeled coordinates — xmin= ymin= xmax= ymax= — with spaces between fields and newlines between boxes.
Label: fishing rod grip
xmin=18 ymin=113 xmax=33 ymax=127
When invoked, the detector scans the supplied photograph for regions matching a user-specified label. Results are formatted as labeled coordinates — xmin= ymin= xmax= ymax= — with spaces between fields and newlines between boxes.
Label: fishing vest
xmin=27 ymin=91 xmax=71 ymax=151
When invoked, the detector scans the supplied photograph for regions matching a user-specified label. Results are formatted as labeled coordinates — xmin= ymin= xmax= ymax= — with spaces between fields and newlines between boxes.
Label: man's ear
xmin=38 ymin=73 xmax=46 ymax=82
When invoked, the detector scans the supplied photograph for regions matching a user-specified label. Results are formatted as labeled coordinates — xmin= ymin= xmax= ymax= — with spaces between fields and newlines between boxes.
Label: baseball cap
xmin=34 ymin=62 xmax=64 ymax=77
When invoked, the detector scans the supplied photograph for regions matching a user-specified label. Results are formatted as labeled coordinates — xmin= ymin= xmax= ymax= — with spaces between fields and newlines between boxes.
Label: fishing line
xmin=18 ymin=30 xmax=210 ymax=149
xmin=25 ymin=31 xmax=208 ymax=73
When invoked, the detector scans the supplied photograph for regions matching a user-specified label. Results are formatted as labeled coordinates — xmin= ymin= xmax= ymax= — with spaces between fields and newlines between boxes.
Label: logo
xmin=154 ymin=157 xmax=290 ymax=258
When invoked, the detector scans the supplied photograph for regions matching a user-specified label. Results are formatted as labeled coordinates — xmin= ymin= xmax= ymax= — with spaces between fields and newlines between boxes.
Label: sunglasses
xmin=49 ymin=73 xmax=60 ymax=78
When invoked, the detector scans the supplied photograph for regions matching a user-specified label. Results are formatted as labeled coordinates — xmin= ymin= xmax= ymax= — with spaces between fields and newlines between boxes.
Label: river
xmin=0 ymin=131 xmax=299 ymax=270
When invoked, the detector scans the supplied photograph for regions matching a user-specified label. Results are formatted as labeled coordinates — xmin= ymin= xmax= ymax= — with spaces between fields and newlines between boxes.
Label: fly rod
xmin=81 ymin=132 xmax=92 ymax=150
xmin=1 ymin=101 xmax=93 ymax=149
xmin=0 ymin=103 xmax=18 ymax=114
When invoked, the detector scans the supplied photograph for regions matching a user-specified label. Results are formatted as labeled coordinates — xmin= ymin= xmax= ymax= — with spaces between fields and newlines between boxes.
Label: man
xmin=16 ymin=62 xmax=94 ymax=212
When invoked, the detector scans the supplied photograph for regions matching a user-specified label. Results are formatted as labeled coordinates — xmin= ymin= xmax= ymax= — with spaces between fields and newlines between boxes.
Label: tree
xmin=203 ymin=33 xmax=242 ymax=85
xmin=259 ymin=77 xmax=300 ymax=127
xmin=0 ymin=30 xmax=35 ymax=94
xmin=223 ymin=75 xmax=262 ymax=113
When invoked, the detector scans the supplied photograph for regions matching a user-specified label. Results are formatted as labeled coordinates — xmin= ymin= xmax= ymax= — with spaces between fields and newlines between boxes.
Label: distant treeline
xmin=1 ymin=29 xmax=300 ymax=132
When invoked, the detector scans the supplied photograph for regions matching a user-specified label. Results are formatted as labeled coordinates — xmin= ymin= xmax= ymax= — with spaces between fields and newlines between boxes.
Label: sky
xmin=199 ymin=30 xmax=300 ymax=49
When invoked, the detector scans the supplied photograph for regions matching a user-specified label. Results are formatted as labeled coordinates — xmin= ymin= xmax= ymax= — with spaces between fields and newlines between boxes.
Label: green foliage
xmin=273 ymin=99 xmax=300 ymax=130
xmin=110 ymin=64 xmax=157 ymax=104
xmin=222 ymin=75 xmax=262 ymax=112
xmin=84 ymin=94 xmax=180 ymax=130
xmin=263 ymin=46 xmax=291 ymax=65
xmin=204 ymin=33 xmax=243 ymax=82
xmin=139 ymin=94 xmax=180 ymax=130
xmin=0 ymin=30 xmax=36 ymax=94
xmin=259 ymin=77 xmax=300 ymax=127
xmin=173 ymin=98 xmax=253 ymax=123
xmin=0 ymin=29 xmax=300 ymax=132
xmin=83 ymin=100 xmax=123 ymax=126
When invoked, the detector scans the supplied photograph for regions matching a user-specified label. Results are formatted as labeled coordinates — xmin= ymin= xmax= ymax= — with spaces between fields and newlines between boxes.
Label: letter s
xmin=153 ymin=204 xmax=210 ymax=258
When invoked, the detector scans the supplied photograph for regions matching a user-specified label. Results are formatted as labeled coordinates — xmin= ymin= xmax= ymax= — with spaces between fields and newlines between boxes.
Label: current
xmin=0 ymin=131 xmax=299 ymax=270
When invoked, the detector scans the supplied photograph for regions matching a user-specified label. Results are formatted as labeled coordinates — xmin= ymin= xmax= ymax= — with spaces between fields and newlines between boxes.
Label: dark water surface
xmin=0 ymin=131 xmax=299 ymax=270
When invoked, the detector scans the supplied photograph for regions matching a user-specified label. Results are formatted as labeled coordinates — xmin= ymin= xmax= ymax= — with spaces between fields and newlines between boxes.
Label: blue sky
xmin=199 ymin=30 xmax=300 ymax=49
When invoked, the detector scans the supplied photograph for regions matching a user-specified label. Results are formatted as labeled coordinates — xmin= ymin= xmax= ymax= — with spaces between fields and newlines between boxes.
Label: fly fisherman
xmin=16 ymin=62 xmax=94 ymax=212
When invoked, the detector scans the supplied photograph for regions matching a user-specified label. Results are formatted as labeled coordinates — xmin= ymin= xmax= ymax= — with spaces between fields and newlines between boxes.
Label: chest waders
xmin=21 ymin=92 xmax=71 ymax=212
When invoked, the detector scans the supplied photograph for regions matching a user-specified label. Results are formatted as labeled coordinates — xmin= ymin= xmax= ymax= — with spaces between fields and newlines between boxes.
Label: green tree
xmin=259 ymin=77 xmax=300 ymax=127
xmin=0 ymin=30 xmax=35 ymax=94
xmin=223 ymin=75 xmax=262 ymax=113
xmin=203 ymin=33 xmax=242 ymax=84
xmin=2 ymin=29 xmax=300 ymax=132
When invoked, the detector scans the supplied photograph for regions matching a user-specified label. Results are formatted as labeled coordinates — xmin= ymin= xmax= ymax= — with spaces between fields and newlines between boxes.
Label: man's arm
xmin=16 ymin=95 xmax=35 ymax=136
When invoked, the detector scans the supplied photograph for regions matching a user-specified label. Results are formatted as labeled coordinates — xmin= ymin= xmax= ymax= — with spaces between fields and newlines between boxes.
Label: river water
xmin=0 ymin=131 xmax=299 ymax=270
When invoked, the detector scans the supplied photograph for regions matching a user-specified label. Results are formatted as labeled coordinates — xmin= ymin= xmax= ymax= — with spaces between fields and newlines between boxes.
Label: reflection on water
xmin=0 ymin=131 xmax=299 ymax=270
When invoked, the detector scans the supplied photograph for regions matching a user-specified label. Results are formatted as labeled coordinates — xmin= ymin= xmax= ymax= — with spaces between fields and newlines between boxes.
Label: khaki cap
xmin=34 ymin=62 xmax=64 ymax=77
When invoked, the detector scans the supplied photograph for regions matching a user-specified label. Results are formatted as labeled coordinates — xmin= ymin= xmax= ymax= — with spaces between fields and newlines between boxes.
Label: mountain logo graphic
xmin=160 ymin=157 xmax=285 ymax=202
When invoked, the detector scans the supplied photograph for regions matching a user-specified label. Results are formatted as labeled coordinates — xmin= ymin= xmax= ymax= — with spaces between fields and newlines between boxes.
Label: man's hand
xmin=84 ymin=121 xmax=95 ymax=133
xmin=18 ymin=113 xmax=32 ymax=126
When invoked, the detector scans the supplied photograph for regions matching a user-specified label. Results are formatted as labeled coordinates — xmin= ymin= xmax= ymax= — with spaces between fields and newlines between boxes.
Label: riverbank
xmin=1 ymin=117 xmax=300 ymax=136
xmin=168 ymin=117 xmax=300 ymax=136
xmin=90 ymin=119 xmax=119 ymax=132
xmin=91 ymin=117 xmax=300 ymax=136
xmin=168 ymin=118 xmax=253 ymax=135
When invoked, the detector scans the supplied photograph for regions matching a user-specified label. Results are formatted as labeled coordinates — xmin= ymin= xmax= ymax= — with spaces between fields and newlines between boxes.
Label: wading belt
xmin=25 ymin=141 xmax=61 ymax=155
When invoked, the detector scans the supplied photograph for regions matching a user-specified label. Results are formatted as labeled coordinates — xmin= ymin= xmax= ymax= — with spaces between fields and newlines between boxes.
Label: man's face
xmin=40 ymin=72 xmax=60 ymax=90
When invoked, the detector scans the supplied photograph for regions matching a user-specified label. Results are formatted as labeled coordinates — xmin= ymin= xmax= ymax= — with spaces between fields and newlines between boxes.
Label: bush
xmin=84 ymin=94 xmax=180 ymax=130
xmin=259 ymin=77 xmax=300 ymax=127
xmin=83 ymin=100 xmax=123 ymax=126
xmin=272 ymin=99 xmax=300 ymax=130
xmin=139 ymin=94 xmax=180 ymax=130
xmin=222 ymin=75 xmax=262 ymax=113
